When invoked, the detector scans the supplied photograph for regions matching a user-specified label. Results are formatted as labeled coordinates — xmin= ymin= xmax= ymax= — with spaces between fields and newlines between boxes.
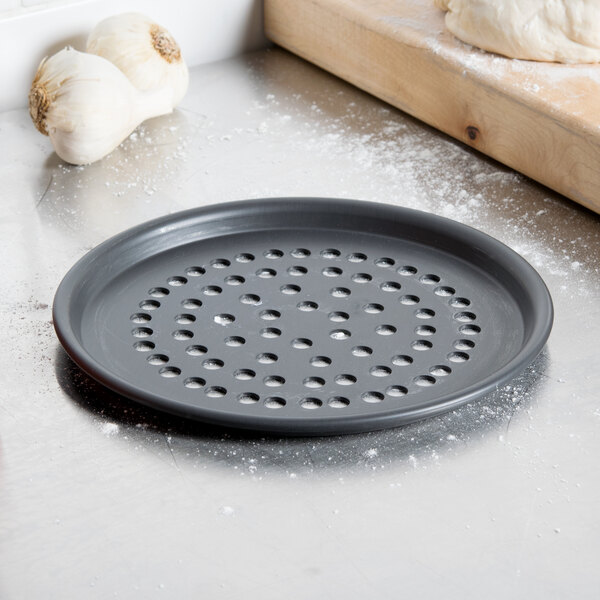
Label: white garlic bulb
xmin=87 ymin=13 xmax=189 ymax=107
xmin=29 ymin=47 xmax=173 ymax=165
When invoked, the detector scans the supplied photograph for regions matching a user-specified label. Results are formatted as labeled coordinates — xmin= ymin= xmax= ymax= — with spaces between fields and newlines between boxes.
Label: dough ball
xmin=436 ymin=0 xmax=600 ymax=63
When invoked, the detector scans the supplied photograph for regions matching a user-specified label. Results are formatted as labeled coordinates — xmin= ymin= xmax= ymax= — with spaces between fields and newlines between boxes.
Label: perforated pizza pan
xmin=53 ymin=198 xmax=553 ymax=435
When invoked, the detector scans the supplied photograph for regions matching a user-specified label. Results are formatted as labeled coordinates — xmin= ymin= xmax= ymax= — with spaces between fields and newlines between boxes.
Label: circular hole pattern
xmin=168 ymin=276 xmax=187 ymax=286
xmin=182 ymin=298 xmax=202 ymax=309
xmin=225 ymin=336 xmax=245 ymax=346
xmin=304 ymin=376 xmax=325 ymax=388
xmin=450 ymin=297 xmax=471 ymax=308
xmin=186 ymin=345 xmax=207 ymax=356
xmin=310 ymin=356 xmax=332 ymax=367
xmin=335 ymin=374 xmax=357 ymax=385
xmin=264 ymin=375 xmax=285 ymax=387
xmin=330 ymin=329 xmax=351 ymax=340
xmin=264 ymin=249 xmax=284 ymax=259
xmin=235 ymin=253 xmax=254 ymax=263
xmin=375 ymin=257 xmax=395 ymax=268
xmin=132 ymin=327 xmax=153 ymax=338
xmin=350 ymin=273 xmax=371 ymax=284
xmin=454 ymin=339 xmax=475 ymax=350
xmin=280 ymin=284 xmax=301 ymax=295
xmin=214 ymin=313 xmax=235 ymax=325
xmin=257 ymin=268 xmax=277 ymax=278
xmin=264 ymin=396 xmax=285 ymax=409
xmin=323 ymin=267 xmax=343 ymax=277
xmin=329 ymin=396 xmax=350 ymax=408
xmin=184 ymin=377 xmax=206 ymax=388
xmin=203 ymin=358 xmax=224 ymax=370
xmin=392 ymin=354 xmax=413 ymax=366
xmin=386 ymin=385 xmax=407 ymax=397
xmin=347 ymin=252 xmax=367 ymax=262
xmin=329 ymin=311 xmax=349 ymax=322
xmin=134 ymin=341 xmax=155 ymax=352
xmin=415 ymin=308 xmax=435 ymax=319
xmin=399 ymin=295 xmax=419 ymax=305
xmin=363 ymin=303 xmax=384 ymax=314
xmin=321 ymin=248 xmax=341 ymax=259
xmin=257 ymin=352 xmax=278 ymax=364
xmin=398 ymin=265 xmax=417 ymax=276
xmin=331 ymin=287 xmax=351 ymax=298
xmin=375 ymin=324 xmax=396 ymax=336
xmin=434 ymin=286 xmax=455 ymax=297
xmin=420 ymin=274 xmax=440 ymax=284
xmin=173 ymin=330 xmax=193 ymax=340
xmin=459 ymin=324 xmax=481 ymax=335
xmin=430 ymin=365 xmax=452 ymax=376
xmin=148 ymin=287 xmax=169 ymax=297
xmin=160 ymin=366 xmax=181 ymax=378
xmin=352 ymin=345 xmax=373 ymax=357
xmin=380 ymin=281 xmax=401 ymax=292
xmin=234 ymin=369 xmax=255 ymax=380
xmin=291 ymin=248 xmax=311 ymax=258
xmin=454 ymin=311 xmax=477 ymax=322
xmin=239 ymin=294 xmax=261 ymax=305
xmin=225 ymin=275 xmax=245 ymax=286
xmin=414 ymin=375 xmax=436 ymax=386
xmin=238 ymin=392 xmax=259 ymax=404
xmin=300 ymin=397 xmax=322 ymax=409
xmin=202 ymin=285 xmax=222 ymax=296
xmin=415 ymin=325 xmax=436 ymax=336
xmin=175 ymin=314 xmax=196 ymax=324
xmin=206 ymin=386 xmax=227 ymax=398
xmin=370 ymin=365 xmax=391 ymax=377
xmin=140 ymin=300 xmax=160 ymax=310
xmin=260 ymin=327 xmax=281 ymax=338
xmin=362 ymin=391 xmax=384 ymax=403
xmin=448 ymin=352 xmax=470 ymax=363
xmin=288 ymin=265 xmax=307 ymax=276
xmin=211 ymin=258 xmax=230 ymax=269
xmin=147 ymin=354 xmax=168 ymax=365
xmin=297 ymin=301 xmax=319 ymax=311
xmin=186 ymin=266 xmax=205 ymax=277
xmin=259 ymin=309 xmax=281 ymax=320
xmin=131 ymin=313 xmax=151 ymax=324
xmin=292 ymin=338 xmax=312 ymax=349
xmin=412 ymin=340 xmax=432 ymax=351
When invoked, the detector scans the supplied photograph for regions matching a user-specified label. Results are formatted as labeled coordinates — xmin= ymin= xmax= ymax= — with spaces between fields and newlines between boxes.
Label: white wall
xmin=0 ymin=0 xmax=267 ymax=112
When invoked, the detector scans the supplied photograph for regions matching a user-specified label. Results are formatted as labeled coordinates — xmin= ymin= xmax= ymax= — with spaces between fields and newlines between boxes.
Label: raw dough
xmin=435 ymin=0 xmax=600 ymax=63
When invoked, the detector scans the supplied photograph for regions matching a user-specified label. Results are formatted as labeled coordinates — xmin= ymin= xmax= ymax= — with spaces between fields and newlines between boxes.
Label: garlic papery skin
xmin=29 ymin=47 xmax=173 ymax=165
xmin=87 ymin=13 xmax=189 ymax=108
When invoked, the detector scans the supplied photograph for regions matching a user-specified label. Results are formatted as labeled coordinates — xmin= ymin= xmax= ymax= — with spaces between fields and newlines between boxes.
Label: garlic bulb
xmin=87 ymin=13 xmax=189 ymax=107
xmin=29 ymin=47 xmax=172 ymax=165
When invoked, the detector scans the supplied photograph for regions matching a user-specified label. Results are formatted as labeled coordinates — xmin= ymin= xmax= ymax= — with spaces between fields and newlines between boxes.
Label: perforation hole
xmin=310 ymin=356 xmax=332 ymax=367
xmin=211 ymin=259 xmax=230 ymax=269
xmin=238 ymin=392 xmax=259 ymax=404
xmin=352 ymin=346 xmax=372 ymax=357
xmin=235 ymin=253 xmax=254 ymax=263
xmin=134 ymin=341 xmax=155 ymax=352
xmin=264 ymin=249 xmax=283 ymax=259
xmin=370 ymin=366 xmax=391 ymax=377
xmin=454 ymin=339 xmax=475 ymax=350
xmin=351 ymin=272 xmax=372 ymax=283
xmin=259 ymin=309 xmax=281 ymax=320
xmin=329 ymin=311 xmax=349 ymax=322
xmin=459 ymin=325 xmax=481 ymax=335
xmin=260 ymin=327 xmax=281 ymax=338
xmin=362 ymin=391 xmax=384 ymax=403
xmin=420 ymin=274 xmax=440 ymax=284
xmin=225 ymin=336 xmax=245 ymax=346
xmin=450 ymin=297 xmax=471 ymax=308
xmin=140 ymin=300 xmax=160 ymax=310
xmin=323 ymin=267 xmax=343 ymax=277
xmin=132 ymin=327 xmax=153 ymax=338
xmin=291 ymin=248 xmax=311 ymax=258
xmin=386 ymin=385 xmax=407 ymax=397
xmin=257 ymin=268 xmax=277 ymax=278
xmin=375 ymin=324 xmax=396 ymax=335
xmin=148 ymin=287 xmax=169 ymax=297
xmin=363 ymin=303 xmax=384 ymax=314
xmin=300 ymin=397 xmax=322 ymax=409
xmin=375 ymin=257 xmax=395 ymax=268
xmin=147 ymin=354 xmax=168 ymax=365
xmin=168 ymin=276 xmax=187 ymax=286
xmin=321 ymin=248 xmax=341 ymax=259
xmin=202 ymin=286 xmax=222 ymax=296
xmin=214 ymin=313 xmax=235 ymax=325
xmin=430 ymin=365 xmax=451 ymax=376
xmin=331 ymin=287 xmax=351 ymax=298
xmin=181 ymin=298 xmax=202 ymax=309
xmin=392 ymin=354 xmax=413 ymax=366
xmin=415 ymin=375 xmax=436 ymax=386
xmin=398 ymin=265 xmax=417 ymax=276
xmin=329 ymin=396 xmax=350 ymax=408
xmin=415 ymin=325 xmax=436 ymax=336
xmin=304 ymin=376 xmax=325 ymax=388
xmin=160 ymin=367 xmax=181 ymax=378
xmin=330 ymin=329 xmax=351 ymax=340
xmin=292 ymin=338 xmax=312 ymax=349
xmin=256 ymin=352 xmax=278 ymax=364
xmin=347 ymin=252 xmax=367 ymax=262
xmin=264 ymin=397 xmax=286 ymax=409
xmin=131 ymin=313 xmax=151 ymax=324
xmin=206 ymin=386 xmax=227 ymax=398
xmin=434 ymin=286 xmax=455 ymax=296
xmin=175 ymin=314 xmax=196 ymax=324
xmin=239 ymin=294 xmax=261 ymax=305
xmin=448 ymin=352 xmax=470 ymax=363
xmin=412 ymin=340 xmax=432 ymax=351
xmin=415 ymin=308 xmax=435 ymax=319
xmin=184 ymin=377 xmax=205 ymax=389
xmin=203 ymin=359 xmax=224 ymax=370
xmin=186 ymin=266 xmax=205 ymax=277
xmin=297 ymin=301 xmax=318 ymax=311
xmin=454 ymin=312 xmax=477 ymax=322
xmin=225 ymin=275 xmax=245 ymax=286
xmin=186 ymin=345 xmax=207 ymax=356
xmin=234 ymin=369 xmax=255 ymax=380
xmin=335 ymin=374 xmax=357 ymax=385
xmin=380 ymin=281 xmax=401 ymax=292
xmin=288 ymin=266 xmax=307 ymax=276
xmin=280 ymin=284 xmax=301 ymax=295
xmin=399 ymin=295 xmax=419 ymax=305
xmin=264 ymin=375 xmax=285 ymax=387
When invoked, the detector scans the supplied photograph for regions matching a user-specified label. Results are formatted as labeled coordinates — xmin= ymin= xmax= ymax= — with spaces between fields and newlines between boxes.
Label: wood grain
xmin=265 ymin=0 xmax=600 ymax=214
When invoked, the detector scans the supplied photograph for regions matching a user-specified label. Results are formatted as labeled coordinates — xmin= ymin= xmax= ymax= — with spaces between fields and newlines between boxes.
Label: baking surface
xmin=265 ymin=0 xmax=600 ymax=213
xmin=1 ymin=47 xmax=600 ymax=598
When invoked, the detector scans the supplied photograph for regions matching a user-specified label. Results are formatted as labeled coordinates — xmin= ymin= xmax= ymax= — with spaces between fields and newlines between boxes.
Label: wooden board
xmin=265 ymin=0 xmax=600 ymax=214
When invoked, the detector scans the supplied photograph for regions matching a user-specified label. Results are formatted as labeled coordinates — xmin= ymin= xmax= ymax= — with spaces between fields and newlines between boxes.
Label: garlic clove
xmin=87 ymin=13 xmax=189 ymax=108
xmin=29 ymin=47 xmax=173 ymax=165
